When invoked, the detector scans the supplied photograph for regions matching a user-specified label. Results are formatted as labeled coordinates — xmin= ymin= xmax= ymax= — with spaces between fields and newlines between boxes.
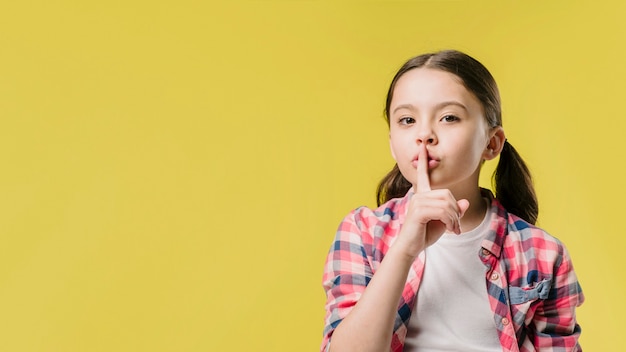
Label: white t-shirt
xmin=403 ymin=202 xmax=501 ymax=352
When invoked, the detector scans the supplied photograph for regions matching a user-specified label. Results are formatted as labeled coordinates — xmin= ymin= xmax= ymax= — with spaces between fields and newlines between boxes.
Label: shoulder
xmin=333 ymin=193 xmax=409 ymax=251
xmin=492 ymin=199 xmax=569 ymax=269
xmin=353 ymin=196 xmax=404 ymax=227
xmin=492 ymin=199 xmax=584 ymax=323
xmin=345 ymin=194 xmax=407 ymax=232
xmin=507 ymin=211 xmax=563 ymax=253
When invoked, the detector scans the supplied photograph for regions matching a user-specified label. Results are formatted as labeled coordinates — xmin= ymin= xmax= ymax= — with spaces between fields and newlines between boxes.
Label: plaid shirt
xmin=321 ymin=189 xmax=584 ymax=352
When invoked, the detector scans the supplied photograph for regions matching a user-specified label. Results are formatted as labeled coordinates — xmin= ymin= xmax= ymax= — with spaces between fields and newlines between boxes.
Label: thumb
xmin=457 ymin=199 xmax=470 ymax=218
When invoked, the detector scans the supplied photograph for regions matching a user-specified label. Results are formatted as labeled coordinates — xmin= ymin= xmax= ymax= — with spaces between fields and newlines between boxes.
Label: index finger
xmin=416 ymin=143 xmax=431 ymax=193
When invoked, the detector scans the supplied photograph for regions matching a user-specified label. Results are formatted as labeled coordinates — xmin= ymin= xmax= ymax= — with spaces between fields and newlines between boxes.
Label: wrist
xmin=389 ymin=237 xmax=423 ymax=264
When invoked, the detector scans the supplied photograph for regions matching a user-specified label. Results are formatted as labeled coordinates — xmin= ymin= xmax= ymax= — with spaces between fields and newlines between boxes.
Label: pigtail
xmin=493 ymin=140 xmax=538 ymax=224
xmin=376 ymin=164 xmax=412 ymax=206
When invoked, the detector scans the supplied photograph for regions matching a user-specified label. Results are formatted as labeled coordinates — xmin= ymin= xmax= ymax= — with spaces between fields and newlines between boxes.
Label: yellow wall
xmin=0 ymin=1 xmax=622 ymax=350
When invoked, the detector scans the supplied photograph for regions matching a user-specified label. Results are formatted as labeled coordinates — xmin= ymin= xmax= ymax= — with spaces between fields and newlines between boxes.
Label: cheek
xmin=463 ymin=127 xmax=489 ymax=152
xmin=389 ymin=133 xmax=400 ymax=158
xmin=389 ymin=140 xmax=399 ymax=161
xmin=466 ymin=137 xmax=490 ymax=165
xmin=389 ymin=135 xmax=410 ymax=160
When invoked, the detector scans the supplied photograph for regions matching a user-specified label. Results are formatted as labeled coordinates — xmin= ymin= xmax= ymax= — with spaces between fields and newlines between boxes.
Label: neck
xmin=459 ymin=189 xmax=488 ymax=233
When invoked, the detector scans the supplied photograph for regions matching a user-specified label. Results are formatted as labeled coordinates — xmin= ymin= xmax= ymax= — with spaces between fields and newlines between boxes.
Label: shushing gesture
xmin=395 ymin=143 xmax=470 ymax=259
xmin=321 ymin=52 xmax=583 ymax=352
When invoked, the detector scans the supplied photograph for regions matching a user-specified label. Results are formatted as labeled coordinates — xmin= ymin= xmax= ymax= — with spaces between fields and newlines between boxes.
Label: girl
xmin=321 ymin=50 xmax=584 ymax=352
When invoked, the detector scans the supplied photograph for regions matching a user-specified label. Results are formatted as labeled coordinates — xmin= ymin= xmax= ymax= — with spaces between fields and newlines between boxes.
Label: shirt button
xmin=481 ymin=249 xmax=490 ymax=256
xmin=502 ymin=317 xmax=510 ymax=325
xmin=490 ymin=272 xmax=499 ymax=281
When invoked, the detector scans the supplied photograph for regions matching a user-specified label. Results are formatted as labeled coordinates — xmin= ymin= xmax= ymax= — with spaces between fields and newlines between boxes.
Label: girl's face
xmin=389 ymin=68 xmax=502 ymax=195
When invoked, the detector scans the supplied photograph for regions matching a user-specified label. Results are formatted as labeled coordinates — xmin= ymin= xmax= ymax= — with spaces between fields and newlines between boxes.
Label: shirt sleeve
xmin=320 ymin=208 xmax=374 ymax=352
xmin=529 ymin=244 xmax=584 ymax=351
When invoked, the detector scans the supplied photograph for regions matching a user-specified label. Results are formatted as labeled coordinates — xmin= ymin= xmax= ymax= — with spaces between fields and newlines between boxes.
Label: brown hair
xmin=376 ymin=50 xmax=538 ymax=224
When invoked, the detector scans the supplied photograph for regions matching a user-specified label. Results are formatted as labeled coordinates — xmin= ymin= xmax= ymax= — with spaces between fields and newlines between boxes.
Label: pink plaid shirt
xmin=321 ymin=189 xmax=584 ymax=352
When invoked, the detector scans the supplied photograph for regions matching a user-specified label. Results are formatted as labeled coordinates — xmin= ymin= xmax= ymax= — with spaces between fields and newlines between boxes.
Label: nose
xmin=416 ymin=123 xmax=437 ymax=145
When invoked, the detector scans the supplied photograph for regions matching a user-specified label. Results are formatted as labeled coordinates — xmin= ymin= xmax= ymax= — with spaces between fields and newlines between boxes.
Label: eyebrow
xmin=392 ymin=101 xmax=469 ymax=114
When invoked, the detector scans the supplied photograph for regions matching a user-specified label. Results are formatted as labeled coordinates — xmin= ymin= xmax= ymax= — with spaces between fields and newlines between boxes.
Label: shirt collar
xmin=480 ymin=188 xmax=509 ymax=258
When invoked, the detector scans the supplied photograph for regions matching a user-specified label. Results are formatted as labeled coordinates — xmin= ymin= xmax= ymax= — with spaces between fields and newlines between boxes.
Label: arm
xmin=529 ymin=245 xmax=584 ymax=351
xmin=321 ymin=210 xmax=417 ymax=352
xmin=321 ymin=144 xmax=469 ymax=352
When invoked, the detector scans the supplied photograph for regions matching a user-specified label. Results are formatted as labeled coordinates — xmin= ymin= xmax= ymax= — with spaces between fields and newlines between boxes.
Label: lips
xmin=411 ymin=155 xmax=440 ymax=169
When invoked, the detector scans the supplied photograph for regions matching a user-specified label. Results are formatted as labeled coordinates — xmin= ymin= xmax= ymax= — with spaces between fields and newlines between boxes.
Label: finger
xmin=424 ymin=205 xmax=460 ymax=235
xmin=416 ymin=143 xmax=431 ymax=193
xmin=412 ymin=195 xmax=458 ymax=223
xmin=457 ymin=199 xmax=470 ymax=218
xmin=454 ymin=199 xmax=470 ymax=234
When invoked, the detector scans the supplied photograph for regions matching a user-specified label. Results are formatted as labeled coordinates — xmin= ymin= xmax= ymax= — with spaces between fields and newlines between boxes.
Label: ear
xmin=389 ymin=134 xmax=398 ymax=162
xmin=483 ymin=126 xmax=505 ymax=161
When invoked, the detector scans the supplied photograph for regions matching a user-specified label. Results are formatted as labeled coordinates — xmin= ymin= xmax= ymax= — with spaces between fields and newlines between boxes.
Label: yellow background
xmin=0 ymin=1 xmax=623 ymax=350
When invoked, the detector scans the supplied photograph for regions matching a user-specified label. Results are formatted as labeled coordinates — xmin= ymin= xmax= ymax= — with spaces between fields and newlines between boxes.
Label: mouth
xmin=411 ymin=156 xmax=440 ymax=169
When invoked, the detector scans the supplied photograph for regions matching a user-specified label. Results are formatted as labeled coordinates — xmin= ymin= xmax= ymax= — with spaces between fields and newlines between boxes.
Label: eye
xmin=441 ymin=114 xmax=459 ymax=123
xmin=399 ymin=117 xmax=415 ymax=125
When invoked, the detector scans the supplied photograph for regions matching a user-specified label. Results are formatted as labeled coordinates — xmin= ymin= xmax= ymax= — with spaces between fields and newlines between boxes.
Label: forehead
xmin=391 ymin=68 xmax=482 ymax=112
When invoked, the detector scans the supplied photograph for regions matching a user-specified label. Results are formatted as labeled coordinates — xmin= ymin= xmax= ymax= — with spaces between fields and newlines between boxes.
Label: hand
xmin=394 ymin=144 xmax=470 ymax=259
